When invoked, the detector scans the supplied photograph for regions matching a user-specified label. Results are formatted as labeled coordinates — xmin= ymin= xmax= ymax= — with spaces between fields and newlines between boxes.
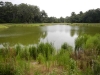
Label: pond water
xmin=0 ymin=25 xmax=100 ymax=49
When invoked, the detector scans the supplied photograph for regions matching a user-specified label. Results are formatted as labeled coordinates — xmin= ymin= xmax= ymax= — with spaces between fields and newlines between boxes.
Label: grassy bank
xmin=0 ymin=34 xmax=100 ymax=75
xmin=68 ymin=23 xmax=100 ymax=27
xmin=0 ymin=23 xmax=100 ymax=29
xmin=0 ymin=25 xmax=8 ymax=28
xmin=0 ymin=23 xmax=68 ymax=28
xmin=0 ymin=23 xmax=45 ymax=28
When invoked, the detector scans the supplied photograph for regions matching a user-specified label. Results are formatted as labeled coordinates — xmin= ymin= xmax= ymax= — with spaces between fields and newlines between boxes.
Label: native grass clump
xmin=72 ymin=34 xmax=100 ymax=75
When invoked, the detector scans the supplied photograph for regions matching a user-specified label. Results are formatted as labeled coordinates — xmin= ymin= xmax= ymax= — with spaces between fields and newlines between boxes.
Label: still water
xmin=0 ymin=25 xmax=100 ymax=49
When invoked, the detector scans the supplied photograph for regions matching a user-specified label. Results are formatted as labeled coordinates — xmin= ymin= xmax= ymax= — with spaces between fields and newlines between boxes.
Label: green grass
xmin=0 ymin=25 xmax=8 ymax=28
xmin=0 ymin=42 xmax=74 ymax=75
xmin=68 ymin=23 xmax=100 ymax=27
xmin=1 ymin=23 xmax=100 ymax=29
xmin=1 ymin=34 xmax=100 ymax=75
xmin=0 ymin=23 xmax=68 ymax=28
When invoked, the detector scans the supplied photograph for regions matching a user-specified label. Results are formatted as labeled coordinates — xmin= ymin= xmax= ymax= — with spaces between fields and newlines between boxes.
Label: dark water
xmin=0 ymin=25 xmax=100 ymax=49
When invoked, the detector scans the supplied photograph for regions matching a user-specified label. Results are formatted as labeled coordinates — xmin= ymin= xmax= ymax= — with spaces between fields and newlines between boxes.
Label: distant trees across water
xmin=66 ymin=9 xmax=100 ymax=23
xmin=0 ymin=1 xmax=100 ymax=23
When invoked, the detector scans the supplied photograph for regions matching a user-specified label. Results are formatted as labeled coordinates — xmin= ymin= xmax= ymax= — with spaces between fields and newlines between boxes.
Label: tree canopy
xmin=0 ymin=1 xmax=48 ymax=23
xmin=0 ymin=1 xmax=100 ymax=23
xmin=65 ymin=9 xmax=100 ymax=23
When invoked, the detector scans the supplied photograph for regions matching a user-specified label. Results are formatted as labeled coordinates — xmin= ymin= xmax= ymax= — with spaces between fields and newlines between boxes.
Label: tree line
xmin=0 ymin=1 xmax=65 ymax=23
xmin=0 ymin=1 xmax=100 ymax=23
xmin=0 ymin=1 xmax=48 ymax=23
xmin=66 ymin=9 xmax=100 ymax=23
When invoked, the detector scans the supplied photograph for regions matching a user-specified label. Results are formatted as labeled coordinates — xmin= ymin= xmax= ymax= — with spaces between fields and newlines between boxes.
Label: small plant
xmin=37 ymin=42 xmax=54 ymax=61
xmin=37 ymin=53 xmax=45 ymax=64
xmin=57 ymin=49 xmax=71 ymax=68
xmin=29 ymin=46 xmax=37 ymax=60
xmin=15 ymin=44 xmax=22 ymax=56
xmin=93 ymin=61 xmax=100 ymax=75
xmin=61 ymin=42 xmax=72 ymax=51
xmin=19 ymin=47 xmax=30 ymax=60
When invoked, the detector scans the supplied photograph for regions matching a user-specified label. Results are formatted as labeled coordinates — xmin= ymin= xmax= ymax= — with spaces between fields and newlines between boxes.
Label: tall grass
xmin=1 ymin=35 xmax=100 ymax=75
xmin=74 ymin=34 xmax=100 ymax=75
xmin=0 ymin=46 xmax=31 ymax=75
xmin=0 ymin=42 xmax=55 ymax=75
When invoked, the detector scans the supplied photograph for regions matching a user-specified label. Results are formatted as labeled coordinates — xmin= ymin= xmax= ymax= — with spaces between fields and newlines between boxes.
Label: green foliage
xmin=0 ymin=49 xmax=30 ymax=75
xmin=81 ymin=67 xmax=93 ymax=75
xmin=0 ymin=1 xmax=48 ymax=23
xmin=61 ymin=42 xmax=72 ymax=51
xmin=0 ymin=53 xmax=16 ymax=75
xmin=75 ymin=34 xmax=100 ymax=51
xmin=75 ymin=34 xmax=89 ymax=51
xmin=85 ymin=36 xmax=100 ymax=49
xmin=0 ymin=60 xmax=16 ymax=75
xmin=65 ymin=8 xmax=100 ymax=23
xmin=48 ymin=70 xmax=58 ymax=75
xmin=15 ymin=60 xmax=30 ymax=75
xmin=29 ymin=46 xmax=37 ymax=60
xmin=57 ymin=51 xmax=70 ymax=67
xmin=0 ymin=1 xmax=100 ymax=23
xmin=1 ymin=39 xmax=100 ymax=75
xmin=34 ymin=70 xmax=42 ymax=75
xmin=56 ymin=48 xmax=72 ymax=68
xmin=15 ymin=44 xmax=22 ymax=56
xmin=20 ymin=47 xmax=30 ymax=60
xmin=93 ymin=61 xmax=100 ymax=75
xmin=37 ymin=42 xmax=54 ymax=60
xmin=37 ymin=53 xmax=45 ymax=64
xmin=0 ymin=1 xmax=65 ymax=23
xmin=74 ymin=34 xmax=100 ymax=75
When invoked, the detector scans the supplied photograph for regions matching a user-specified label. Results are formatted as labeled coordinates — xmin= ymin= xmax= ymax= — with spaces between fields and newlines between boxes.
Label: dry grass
xmin=30 ymin=61 xmax=66 ymax=75
xmin=70 ymin=50 xmax=97 ymax=71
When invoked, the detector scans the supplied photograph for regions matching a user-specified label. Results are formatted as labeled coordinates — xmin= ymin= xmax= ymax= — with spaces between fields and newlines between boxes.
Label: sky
xmin=3 ymin=0 xmax=100 ymax=18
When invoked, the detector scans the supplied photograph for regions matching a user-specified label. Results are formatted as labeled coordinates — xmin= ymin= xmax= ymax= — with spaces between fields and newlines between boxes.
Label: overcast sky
xmin=3 ymin=0 xmax=100 ymax=18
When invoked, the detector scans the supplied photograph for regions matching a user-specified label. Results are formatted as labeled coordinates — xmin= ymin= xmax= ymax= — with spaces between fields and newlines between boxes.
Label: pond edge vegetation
xmin=0 ymin=34 xmax=100 ymax=75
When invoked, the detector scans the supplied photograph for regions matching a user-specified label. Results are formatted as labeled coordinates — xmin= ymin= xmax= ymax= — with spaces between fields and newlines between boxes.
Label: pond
xmin=0 ymin=24 xmax=100 ymax=49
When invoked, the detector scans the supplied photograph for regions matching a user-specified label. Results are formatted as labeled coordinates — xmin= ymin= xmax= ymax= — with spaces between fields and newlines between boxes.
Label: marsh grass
xmin=73 ymin=34 xmax=100 ymax=75
xmin=0 ymin=42 xmax=73 ymax=75
xmin=1 ymin=36 xmax=100 ymax=75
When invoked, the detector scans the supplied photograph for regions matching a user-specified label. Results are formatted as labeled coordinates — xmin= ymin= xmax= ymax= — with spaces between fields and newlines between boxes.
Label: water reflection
xmin=40 ymin=25 xmax=77 ymax=49
xmin=0 ymin=26 xmax=47 ymax=46
xmin=0 ymin=25 xmax=100 ymax=49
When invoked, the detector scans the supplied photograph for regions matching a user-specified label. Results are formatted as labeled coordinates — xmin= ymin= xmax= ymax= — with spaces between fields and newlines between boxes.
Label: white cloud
xmin=2 ymin=0 xmax=100 ymax=18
